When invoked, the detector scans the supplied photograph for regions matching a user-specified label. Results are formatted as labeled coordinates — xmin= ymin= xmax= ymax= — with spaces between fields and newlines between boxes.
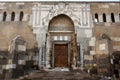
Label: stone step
xmin=21 ymin=69 xmax=101 ymax=80
xmin=21 ymin=70 xmax=103 ymax=80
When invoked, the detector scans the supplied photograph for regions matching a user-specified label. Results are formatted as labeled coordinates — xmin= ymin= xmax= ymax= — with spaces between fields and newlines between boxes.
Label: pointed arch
xmin=103 ymin=13 xmax=106 ymax=22
xmin=19 ymin=11 xmax=24 ymax=21
xmin=111 ymin=13 xmax=115 ymax=22
xmin=11 ymin=12 xmax=15 ymax=21
xmin=95 ymin=13 xmax=99 ymax=22
xmin=48 ymin=14 xmax=74 ymax=32
xmin=3 ymin=12 xmax=7 ymax=21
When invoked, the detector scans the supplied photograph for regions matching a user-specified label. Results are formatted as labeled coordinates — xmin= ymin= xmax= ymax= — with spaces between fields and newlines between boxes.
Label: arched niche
xmin=48 ymin=14 xmax=74 ymax=32
xmin=45 ymin=14 xmax=77 ymax=69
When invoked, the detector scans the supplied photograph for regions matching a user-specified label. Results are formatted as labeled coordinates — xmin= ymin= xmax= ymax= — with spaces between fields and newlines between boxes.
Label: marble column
xmin=80 ymin=43 xmax=84 ymax=70
xmin=42 ymin=46 xmax=46 ymax=66
xmin=38 ymin=47 xmax=42 ymax=67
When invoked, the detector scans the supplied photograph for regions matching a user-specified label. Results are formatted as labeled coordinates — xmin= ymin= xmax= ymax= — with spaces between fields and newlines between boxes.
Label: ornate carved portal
xmin=46 ymin=14 xmax=77 ymax=69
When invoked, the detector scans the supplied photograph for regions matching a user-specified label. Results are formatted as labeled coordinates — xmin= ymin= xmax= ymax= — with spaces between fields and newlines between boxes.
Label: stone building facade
xmin=0 ymin=2 xmax=120 ymax=79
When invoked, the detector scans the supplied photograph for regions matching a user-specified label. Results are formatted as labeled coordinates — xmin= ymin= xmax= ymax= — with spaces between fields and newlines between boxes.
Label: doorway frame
xmin=52 ymin=41 xmax=71 ymax=68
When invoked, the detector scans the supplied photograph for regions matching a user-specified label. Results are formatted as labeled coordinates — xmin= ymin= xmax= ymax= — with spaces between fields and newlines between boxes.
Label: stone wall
xmin=0 ymin=2 xmax=119 ymax=78
xmin=91 ymin=3 xmax=120 ymax=51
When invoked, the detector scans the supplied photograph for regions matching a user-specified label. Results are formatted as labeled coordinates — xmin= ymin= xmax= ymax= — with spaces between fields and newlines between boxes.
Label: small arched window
xmin=11 ymin=12 xmax=15 ymax=21
xmin=103 ymin=13 xmax=106 ymax=22
xmin=19 ymin=11 xmax=24 ymax=21
xmin=95 ymin=13 xmax=99 ymax=22
xmin=3 ymin=12 xmax=7 ymax=21
xmin=111 ymin=13 xmax=115 ymax=22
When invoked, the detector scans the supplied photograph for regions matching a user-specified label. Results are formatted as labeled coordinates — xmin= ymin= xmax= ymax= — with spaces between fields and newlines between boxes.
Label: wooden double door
xmin=54 ymin=44 xmax=68 ymax=67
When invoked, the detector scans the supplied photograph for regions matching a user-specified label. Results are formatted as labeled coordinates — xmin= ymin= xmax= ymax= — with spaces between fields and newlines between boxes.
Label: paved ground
xmin=21 ymin=69 xmax=103 ymax=80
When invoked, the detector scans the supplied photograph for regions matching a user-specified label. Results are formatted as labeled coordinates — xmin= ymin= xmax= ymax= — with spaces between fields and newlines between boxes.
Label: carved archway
xmin=46 ymin=14 xmax=77 ymax=69
xmin=48 ymin=14 xmax=74 ymax=32
xmin=42 ymin=3 xmax=81 ymax=28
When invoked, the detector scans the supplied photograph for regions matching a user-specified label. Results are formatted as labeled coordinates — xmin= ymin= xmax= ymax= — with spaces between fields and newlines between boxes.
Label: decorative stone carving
xmin=42 ymin=3 xmax=81 ymax=28
xmin=30 ymin=3 xmax=94 ymax=70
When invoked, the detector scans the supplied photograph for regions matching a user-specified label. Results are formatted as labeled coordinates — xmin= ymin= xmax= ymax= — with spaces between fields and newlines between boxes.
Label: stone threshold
xmin=44 ymin=67 xmax=70 ymax=71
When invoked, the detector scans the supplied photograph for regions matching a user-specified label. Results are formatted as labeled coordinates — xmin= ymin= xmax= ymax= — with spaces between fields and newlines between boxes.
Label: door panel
xmin=54 ymin=44 xmax=68 ymax=67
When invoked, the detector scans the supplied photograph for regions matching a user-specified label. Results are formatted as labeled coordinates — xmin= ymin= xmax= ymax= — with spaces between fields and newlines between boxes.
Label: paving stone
xmin=23 ymin=69 xmax=104 ymax=80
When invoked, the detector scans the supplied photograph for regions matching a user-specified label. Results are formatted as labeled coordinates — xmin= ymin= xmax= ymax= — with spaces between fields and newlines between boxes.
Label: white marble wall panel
xmin=32 ymin=6 xmax=37 ymax=26
xmin=77 ymin=29 xmax=86 ymax=38
xmin=36 ymin=33 xmax=46 ymax=47
xmin=40 ymin=11 xmax=49 ymax=27
xmin=85 ymin=29 xmax=92 ymax=38
xmin=53 ymin=36 xmax=70 ymax=41
xmin=36 ymin=7 xmax=40 ymax=25
xmin=87 ymin=11 xmax=90 ymax=26
xmin=83 ymin=9 xmax=87 ymax=25
xmin=89 ymin=37 xmax=96 ymax=46
xmin=80 ymin=10 xmax=82 ymax=26
xmin=32 ymin=3 xmax=91 ymax=29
